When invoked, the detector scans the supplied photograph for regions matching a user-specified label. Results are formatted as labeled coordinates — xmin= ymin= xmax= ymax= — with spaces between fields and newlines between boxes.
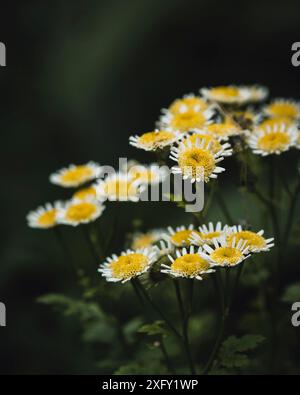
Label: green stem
xmin=160 ymin=338 xmax=176 ymax=375
xmin=216 ymin=194 xmax=233 ymax=224
xmin=82 ymin=226 xmax=99 ymax=266
xmin=282 ymin=181 xmax=300 ymax=253
xmin=53 ymin=226 xmax=77 ymax=278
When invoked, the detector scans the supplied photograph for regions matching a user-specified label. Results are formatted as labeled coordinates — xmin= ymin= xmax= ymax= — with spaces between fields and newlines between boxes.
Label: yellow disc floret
xmin=266 ymin=101 xmax=300 ymax=119
xmin=210 ymin=247 xmax=243 ymax=266
xmin=60 ymin=165 xmax=93 ymax=184
xmin=169 ymin=97 xmax=207 ymax=114
xmin=170 ymin=111 xmax=207 ymax=132
xmin=178 ymin=147 xmax=216 ymax=181
xmin=257 ymin=132 xmax=290 ymax=153
xmin=110 ymin=253 xmax=149 ymax=280
xmin=65 ymin=202 xmax=97 ymax=222
xmin=227 ymin=231 xmax=266 ymax=251
xmin=171 ymin=254 xmax=210 ymax=277
xmin=184 ymin=134 xmax=223 ymax=154
xmin=38 ymin=209 xmax=57 ymax=227
xmin=73 ymin=186 xmax=97 ymax=200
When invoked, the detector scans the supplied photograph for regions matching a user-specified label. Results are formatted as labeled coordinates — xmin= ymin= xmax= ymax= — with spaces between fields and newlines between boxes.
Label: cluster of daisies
xmin=130 ymin=85 xmax=300 ymax=182
xmin=99 ymin=222 xmax=274 ymax=283
xmin=26 ymin=160 xmax=169 ymax=229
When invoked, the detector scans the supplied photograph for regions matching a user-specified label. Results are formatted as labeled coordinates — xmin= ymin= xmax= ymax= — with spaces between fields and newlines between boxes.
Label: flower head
xmin=161 ymin=246 xmax=214 ymax=280
xmin=163 ymin=225 xmax=200 ymax=247
xmin=167 ymin=94 xmax=208 ymax=114
xmin=203 ymin=120 xmax=244 ymax=141
xmin=248 ymin=124 xmax=297 ymax=156
xmin=241 ymin=85 xmax=269 ymax=103
xmin=190 ymin=222 xmax=229 ymax=246
xmin=57 ymin=199 xmax=105 ymax=226
xmin=264 ymin=99 xmax=300 ymax=120
xmin=131 ymin=229 xmax=165 ymax=250
xmin=128 ymin=163 xmax=169 ymax=185
xmin=226 ymin=225 xmax=274 ymax=253
xmin=99 ymin=248 xmax=157 ymax=283
xmin=258 ymin=117 xmax=296 ymax=130
xmin=181 ymin=132 xmax=233 ymax=157
xmin=200 ymin=85 xmax=251 ymax=105
xmin=170 ymin=138 xmax=225 ymax=183
xmin=72 ymin=185 xmax=97 ymax=200
xmin=96 ymin=173 xmax=145 ymax=202
xmin=199 ymin=237 xmax=250 ymax=267
xmin=158 ymin=108 xmax=212 ymax=133
xmin=27 ymin=201 xmax=63 ymax=229
xmin=129 ymin=130 xmax=181 ymax=151
xmin=50 ymin=162 xmax=102 ymax=188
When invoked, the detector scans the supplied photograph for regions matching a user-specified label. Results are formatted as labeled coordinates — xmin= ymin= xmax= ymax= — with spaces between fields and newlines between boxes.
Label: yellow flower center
xmin=104 ymin=179 xmax=138 ymax=199
xmin=178 ymin=147 xmax=216 ymax=180
xmin=139 ymin=131 xmax=175 ymax=148
xmin=38 ymin=209 xmax=57 ymax=227
xmin=210 ymin=86 xmax=240 ymax=99
xmin=73 ymin=186 xmax=96 ymax=200
xmin=259 ymin=117 xmax=294 ymax=130
xmin=201 ymin=231 xmax=222 ymax=240
xmin=169 ymin=97 xmax=207 ymax=114
xmin=210 ymin=247 xmax=243 ymax=265
xmin=110 ymin=253 xmax=149 ymax=280
xmin=60 ymin=166 xmax=93 ymax=184
xmin=205 ymin=122 xmax=240 ymax=138
xmin=183 ymin=134 xmax=223 ymax=154
xmin=266 ymin=102 xmax=299 ymax=119
xmin=65 ymin=202 xmax=97 ymax=222
xmin=170 ymin=111 xmax=206 ymax=132
xmin=132 ymin=234 xmax=156 ymax=250
xmin=257 ymin=132 xmax=290 ymax=152
xmin=171 ymin=254 xmax=210 ymax=276
xmin=129 ymin=169 xmax=159 ymax=183
xmin=171 ymin=230 xmax=194 ymax=246
xmin=227 ymin=231 xmax=265 ymax=251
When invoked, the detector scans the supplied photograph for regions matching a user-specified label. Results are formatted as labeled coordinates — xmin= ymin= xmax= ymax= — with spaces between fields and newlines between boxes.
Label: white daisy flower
xmin=189 ymin=222 xmax=229 ymax=246
xmin=129 ymin=129 xmax=181 ymax=151
xmin=263 ymin=99 xmax=300 ymax=120
xmin=56 ymin=198 xmax=105 ymax=226
xmin=98 ymin=248 xmax=158 ymax=283
xmin=161 ymin=245 xmax=215 ymax=280
xmin=200 ymin=85 xmax=251 ymax=105
xmin=203 ymin=120 xmax=244 ymax=141
xmin=131 ymin=229 xmax=165 ymax=250
xmin=128 ymin=163 xmax=169 ymax=185
xmin=162 ymin=225 xmax=199 ymax=247
xmin=180 ymin=132 xmax=233 ymax=157
xmin=170 ymin=137 xmax=225 ymax=183
xmin=257 ymin=117 xmax=297 ymax=130
xmin=164 ymin=93 xmax=208 ymax=115
xmin=247 ymin=124 xmax=297 ymax=156
xmin=72 ymin=185 xmax=97 ymax=201
xmin=96 ymin=173 xmax=145 ymax=202
xmin=158 ymin=106 xmax=213 ymax=133
xmin=26 ymin=201 xmax=63 ymax=229
xmin=225 ymin=225 xmax=274 ymax=253
xmin=50 ymin=162 xmax=102 ymax=188
xmin=199 ymin=237 xmax=251 ymax=267
xmin=154 ymin=239 xmax=175 ymax=258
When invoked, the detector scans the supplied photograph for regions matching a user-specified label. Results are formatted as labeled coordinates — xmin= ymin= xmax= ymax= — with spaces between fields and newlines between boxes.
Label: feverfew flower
xmin=57 ymin=199 xmax=105 ymax=226
xmin=50 ymin=162 xmax=102 ymax=188
xmin=129 ymin=130 xmax=181 ymax=151
xmin=99 ymin=248 xmax=158 ymax=283
xmin=27 ymin=201 xmax=63 ymax=229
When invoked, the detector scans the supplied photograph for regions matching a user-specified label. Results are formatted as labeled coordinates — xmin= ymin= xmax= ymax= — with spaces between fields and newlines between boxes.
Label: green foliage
xmin=282 ymin=283 xmax=300 ymax=303
xmin=37 ymin=293 xmax=116 ymax=343
xmin=138 ymin=320 xmax=168 ymax=338
xmin=216 ymin=334 xmax=265 ymax=370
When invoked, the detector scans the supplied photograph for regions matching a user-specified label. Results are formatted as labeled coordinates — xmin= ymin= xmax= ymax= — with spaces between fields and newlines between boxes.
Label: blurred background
xmin=1 ymin=0 xmax=300 ymax=374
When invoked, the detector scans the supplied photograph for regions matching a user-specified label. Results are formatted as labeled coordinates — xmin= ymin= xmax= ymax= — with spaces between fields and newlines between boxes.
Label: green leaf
xmin=138 ymin=320 xmax=168 ymax=337
xmin=282 ymin=283 xmax=300 ymax=302
xmin=218 ymin=335 xmax=265 ymax=369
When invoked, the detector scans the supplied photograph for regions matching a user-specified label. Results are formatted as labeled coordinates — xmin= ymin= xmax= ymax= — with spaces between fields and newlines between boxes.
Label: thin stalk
xmin=282 ymin=181 xmax=300 ymax=253
xmin=160 ymin=339 xmax=176 ymax=375
xmin=216 ymin=193 xmax=234 ymax=224
xmin=53 ymin=226 xmax=77 ymax=278
xmin=135 ymin=279 xmax=182 ymax=340
xmin=82 ymin=226 xmax=99 ymax=266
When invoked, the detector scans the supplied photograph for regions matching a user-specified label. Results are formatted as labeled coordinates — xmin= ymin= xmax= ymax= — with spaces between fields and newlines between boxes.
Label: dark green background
xmin=1 ymin=0 xmax=300 ymax=374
